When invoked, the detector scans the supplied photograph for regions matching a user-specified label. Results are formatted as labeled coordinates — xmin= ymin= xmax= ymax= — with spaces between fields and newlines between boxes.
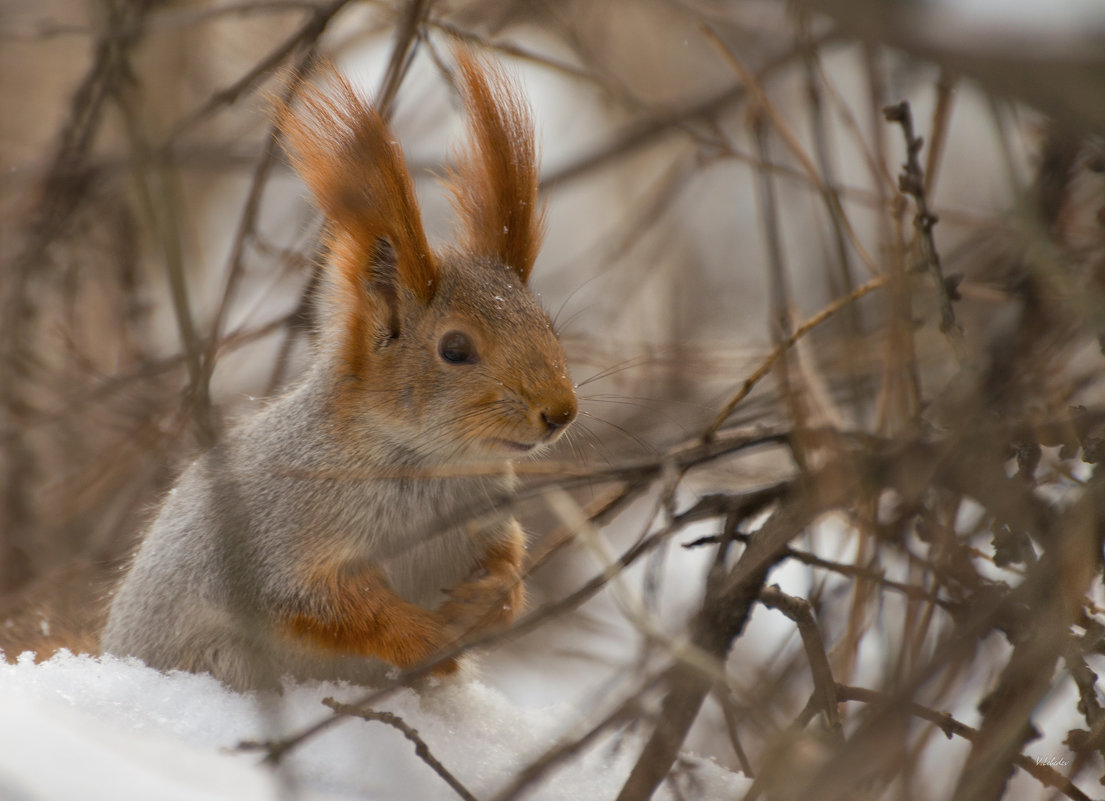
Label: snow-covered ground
xmin=0 ymin=650 xmax=746 ymax=801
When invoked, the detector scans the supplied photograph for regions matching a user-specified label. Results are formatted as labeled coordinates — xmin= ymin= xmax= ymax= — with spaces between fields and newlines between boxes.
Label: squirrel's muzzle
xmin=539 ymin=393 xmax=577 ymax=440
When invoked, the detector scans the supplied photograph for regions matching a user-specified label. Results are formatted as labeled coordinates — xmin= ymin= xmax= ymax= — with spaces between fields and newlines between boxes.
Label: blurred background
xmin=4 ymin=1 xmax=1105 ymax=799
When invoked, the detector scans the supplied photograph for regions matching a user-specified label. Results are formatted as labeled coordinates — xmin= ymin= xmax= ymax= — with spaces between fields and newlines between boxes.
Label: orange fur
xmin=446 ymin=47 xmax=545 ymax=282
xmin=103 ymin=53 xmax=574 ymax=691
xmin=439 ymin=529 xmax=526 ymax=636
xmin=283 ymin=563 xmax=458 ymax=674
xmin=282 ymin=530 xmax=525 ymax=675
xmin=277 ymin=66 xmax=438 ymax=301
xmin=326 ymin=234 xmax=385 ymax=381
xmin=277 ymin=67 xmax=439 ymax=384
xmin=276 ymin=58 xmax=542 ymax=671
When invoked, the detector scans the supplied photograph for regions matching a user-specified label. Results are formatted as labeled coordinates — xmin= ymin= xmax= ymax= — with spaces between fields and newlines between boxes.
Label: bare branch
xmin=322 ymin=698 xmax=480 ymax=801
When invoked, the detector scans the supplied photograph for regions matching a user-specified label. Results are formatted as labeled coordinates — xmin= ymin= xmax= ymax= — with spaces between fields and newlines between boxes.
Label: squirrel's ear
xmin=277 ymin=66 xmax=437 ymax=304
xmin=445 ymin=47 xmax=545 ymax=283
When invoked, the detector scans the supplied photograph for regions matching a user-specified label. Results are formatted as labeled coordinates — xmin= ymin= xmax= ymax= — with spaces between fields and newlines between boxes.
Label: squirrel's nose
xmin=541 ymin=397 xmax=577 ymax=433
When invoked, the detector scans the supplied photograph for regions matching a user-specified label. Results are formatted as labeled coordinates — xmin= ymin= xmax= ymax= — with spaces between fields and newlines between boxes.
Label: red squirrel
xmin=101 ymin=48 xmax=577 ymax=690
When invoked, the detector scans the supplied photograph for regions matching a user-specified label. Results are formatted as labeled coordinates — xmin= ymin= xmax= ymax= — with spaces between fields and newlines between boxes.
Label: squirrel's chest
xmin=338 ymin=476 xmax=505 ymax=607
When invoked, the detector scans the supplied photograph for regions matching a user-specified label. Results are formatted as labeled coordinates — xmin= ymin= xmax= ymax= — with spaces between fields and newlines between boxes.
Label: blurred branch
xmin=427 ymin=19 xmax=603 ymax=85
xmin=616 ymin=460 xmax=862 ymax=801
xmin=166 ymin=0 xmax=356 ymax=142
xmin=704 ymin=275 xmax=886 ymax=439
xmin=923 ymin=68 xmax=958 ymax=199
xmin=1061 ymin=638 xmax=1105 ymax=783
xmin=794 ymin=0 xmax=1105 ymax=134
xmin=0 ymin=2 xmax=342 ymax=42
xmin=684 ymin=525 xmax=956 ymax=609
xmin=703 ymin=23 xmax=878 ymax=278
xmin=799 ymin=22 xmax=865 ymax=422
xmin=7 ymin=309 xmax=298 ymax=438
xmin=836 ymin=685 xmax=1094 ymax=801
xmin=0 ymin=0 xmax=157 ymax=594
xmin=200 ymin=49 xmax=321 ymax=419
xmin=375 ymin=0 xmax=435 ymax=117
xmin=542 ymin=33 xmax=838 ymax=192
xmin=952 ymin=472 xmax=1103 ymax=801
xmin=112 ymin=54 xmax=215 ymax=443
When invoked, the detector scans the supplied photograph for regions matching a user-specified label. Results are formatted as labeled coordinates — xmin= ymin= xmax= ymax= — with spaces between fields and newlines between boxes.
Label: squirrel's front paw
xmin=439 ymin=573 xmax=524 ymax=637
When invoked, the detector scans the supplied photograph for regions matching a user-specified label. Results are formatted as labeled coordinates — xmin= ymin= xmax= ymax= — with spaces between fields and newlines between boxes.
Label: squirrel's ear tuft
xmin=277 ymin=65 xmax=437 ymax=303
xmin=445 ymin=47 xmax=545 ymax=283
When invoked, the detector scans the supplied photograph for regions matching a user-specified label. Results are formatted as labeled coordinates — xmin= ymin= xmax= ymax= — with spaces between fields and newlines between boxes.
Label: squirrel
xmin=100 ymin=48 xmax=577 ymax=691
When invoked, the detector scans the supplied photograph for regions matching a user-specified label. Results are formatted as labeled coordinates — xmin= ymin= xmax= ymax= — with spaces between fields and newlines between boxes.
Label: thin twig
xmin=759 ymin=585 xmax=843 ymax=741
xmin=712 ymin=683 xmax=756 ymax=778
xmin=684 ymin=522 xmax=956 ymax=610
xmin=240 ymin=484 xmax=737 ymax=763
xmin=542 ymin=34 xmax=837 ymax=192
xmin=703 ymin=275 xmax=886 ymax=439
xmin=166 ymin=0 xmax=356 ymax=142
xmin=112 ymin=54 xmax=216 ymax=444
xmin=883 ymin=100 xmax=967 ymax=363
xmin=799 ymin=21 xmax=866 ymax=422
xmin=0 ymin=1 xmax=334 ymax=41
xmin=836 ymin=684 xmax=1093 ymax=801
xmin=489 ymin=692 xmax=646 ymax=801
xmin=1060 ymin=639 xmax=1105 ymax=784
xmin=702 ymin=23 xmax=878 ymax=277
xmin=200 ymin=48 xmax=320 ymax=408
xmin=615 ymin=456 xmax=865 ymax=801
xmin=322 ymin=698 xmax=480 ymax=801
xmin=427 ymin=20 xmax=603 ymax=86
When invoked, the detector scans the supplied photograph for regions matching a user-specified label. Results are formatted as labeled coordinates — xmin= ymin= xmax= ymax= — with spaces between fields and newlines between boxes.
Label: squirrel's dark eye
xmin=438 ymin=330 xmax=478 ymax=365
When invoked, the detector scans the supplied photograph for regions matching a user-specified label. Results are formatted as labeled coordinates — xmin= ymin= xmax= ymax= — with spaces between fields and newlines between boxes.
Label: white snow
xmin=0 ymin=651 xmax=745 ymax=801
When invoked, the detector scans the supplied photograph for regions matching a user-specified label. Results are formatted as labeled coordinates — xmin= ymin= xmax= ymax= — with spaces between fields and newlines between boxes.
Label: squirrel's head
xmin=278 ymin=48 xmax=576 ymax=463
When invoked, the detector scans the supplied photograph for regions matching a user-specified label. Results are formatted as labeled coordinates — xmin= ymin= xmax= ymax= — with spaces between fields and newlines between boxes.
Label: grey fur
xmin=102 ymin=56 xmax=576 ymax=691
xmin=102 ymin=367 xmax=516 ymax=690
